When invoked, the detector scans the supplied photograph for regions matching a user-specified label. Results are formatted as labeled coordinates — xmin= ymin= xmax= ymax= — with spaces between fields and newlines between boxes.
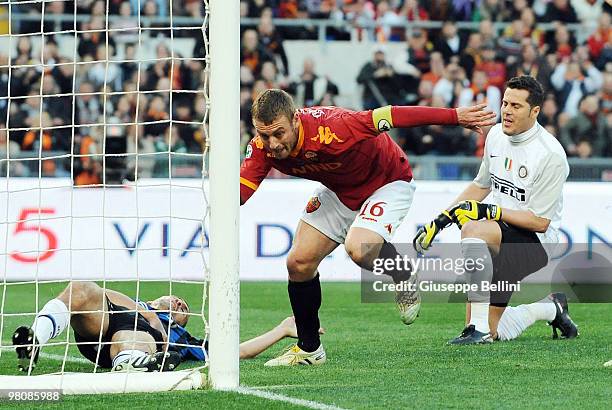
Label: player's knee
xmin=345 ymin=244 xmax=367 ymax=268
xmin=345 ymin=241 xmax=377 ymax=269
xmin=460 ymin=220 xmax=485 ymax=239
xmin=286 ymin=254 xmax=318 ymax=281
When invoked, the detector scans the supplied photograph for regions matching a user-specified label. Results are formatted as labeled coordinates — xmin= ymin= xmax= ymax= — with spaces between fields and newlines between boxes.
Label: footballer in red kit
xmin=240 ymin=89 xmax=495 ymax=366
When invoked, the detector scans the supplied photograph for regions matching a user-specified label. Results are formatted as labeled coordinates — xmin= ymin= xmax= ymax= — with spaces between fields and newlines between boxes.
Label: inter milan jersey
xmin=473 ymin=122 xmax=569 ymax=245
xmin=240 ymin=106 xmax=415 ymax=211
xmin=137 ymin=301 xmax=207 ymax=362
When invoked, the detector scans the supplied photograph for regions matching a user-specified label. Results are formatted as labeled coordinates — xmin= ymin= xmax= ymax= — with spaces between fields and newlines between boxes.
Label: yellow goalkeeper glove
xmin=450 ymin=200 xmax=502 ymax=228
xmin=413 ymin=210 xmax=453 ymax=253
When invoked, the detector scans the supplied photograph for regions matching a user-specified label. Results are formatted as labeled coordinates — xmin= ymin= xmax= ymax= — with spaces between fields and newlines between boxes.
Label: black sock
xmin=378 ymin=242 xmax=412 ymax=284
xmin=288 ymin=274 xmax=321 ymax=352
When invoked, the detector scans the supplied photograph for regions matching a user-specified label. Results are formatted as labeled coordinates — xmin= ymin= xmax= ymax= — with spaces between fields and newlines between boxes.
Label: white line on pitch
xmin=39 ymin=353 xmax=91 ymax=364
xmin=235 ymin=386 xmax=347 ymax=410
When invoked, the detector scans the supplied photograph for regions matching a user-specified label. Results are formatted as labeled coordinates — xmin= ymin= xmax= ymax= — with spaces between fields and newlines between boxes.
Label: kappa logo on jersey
xmin=312 ymin=126 xmax=344 ymax=145
xmin=253 ymin=136 xmax=264 ymax=149
xmin=305 ymin=197 xmax=321 ymax=213
xmin=491 ymin=173 xmax=526 ymax=202
xmin=384 ymin=223 xmax=393 ymax=234
xmin=291 ymin=162 xmax=342 ymax=174
xmin=245 ymin=144 xmax=253 ymax=158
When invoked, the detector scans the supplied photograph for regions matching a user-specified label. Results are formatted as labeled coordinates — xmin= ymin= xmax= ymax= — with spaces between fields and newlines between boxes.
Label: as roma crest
xmin=305 ymin=197 xmax=321 ymax=213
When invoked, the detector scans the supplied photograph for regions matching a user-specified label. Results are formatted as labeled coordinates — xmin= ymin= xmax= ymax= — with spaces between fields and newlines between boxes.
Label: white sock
xmin=32 ymin=299 xmax=69 ymax=345
xmin=497 ymin=297 xmax=556 ymax=341
xmin=461 ymin=237 xmax=493 ymax=334
xmin=469 ymin=302 xmax=490 ymax=334
xmin=112 ymin=349 xmax=148 ymax=368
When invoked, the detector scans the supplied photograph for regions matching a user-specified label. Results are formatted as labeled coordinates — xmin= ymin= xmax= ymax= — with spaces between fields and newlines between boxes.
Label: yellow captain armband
xmin=372 ymin=105 xmax=394 ymax=133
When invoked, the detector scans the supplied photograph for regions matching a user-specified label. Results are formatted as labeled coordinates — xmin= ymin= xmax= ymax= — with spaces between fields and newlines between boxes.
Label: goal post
xmin=208 ymin=0 xmax=241 ymax=390
xmin=0 ymin=0 xmax=240 ymax=393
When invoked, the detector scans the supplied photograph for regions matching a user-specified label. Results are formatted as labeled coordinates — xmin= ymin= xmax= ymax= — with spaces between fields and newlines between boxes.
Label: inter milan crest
xmin=518 ymin=165 xmax=528 ymax=178
xmin=306 ymin=197 xmax=321 ymax=213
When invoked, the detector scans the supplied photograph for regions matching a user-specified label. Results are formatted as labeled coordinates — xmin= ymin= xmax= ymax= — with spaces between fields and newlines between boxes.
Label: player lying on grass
xmin=413 ymin=75 xmax=578 ymax=344
xmin=240 ymin=89 xmax=496 ymax=366
xmin=13 ymin=281 xmax=318 ymax=372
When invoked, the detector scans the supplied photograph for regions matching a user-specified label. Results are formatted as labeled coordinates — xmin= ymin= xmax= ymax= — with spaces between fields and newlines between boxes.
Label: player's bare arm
xmin=239 ymin=316 xmax=325 ymax=359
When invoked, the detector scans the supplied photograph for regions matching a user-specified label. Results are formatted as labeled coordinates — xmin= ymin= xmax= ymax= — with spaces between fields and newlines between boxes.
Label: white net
xmin=0 ymin=0 xmax=213 ymax=391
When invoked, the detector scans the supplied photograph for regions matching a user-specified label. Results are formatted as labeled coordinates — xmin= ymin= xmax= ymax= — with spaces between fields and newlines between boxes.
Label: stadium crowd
xmin=0 ymin=0 xmax=610 ymax=183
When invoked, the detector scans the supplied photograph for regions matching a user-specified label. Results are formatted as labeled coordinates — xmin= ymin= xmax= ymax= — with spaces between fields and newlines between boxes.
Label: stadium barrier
xmin=2 ymin=178 xmax=610 ymax=282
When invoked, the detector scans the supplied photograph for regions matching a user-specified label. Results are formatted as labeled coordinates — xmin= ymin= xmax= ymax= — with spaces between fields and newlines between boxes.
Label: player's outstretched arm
xmin=371 ymin=104 xmax=496 ymax=133
xmin=239 ymin=316 xmax=325 ymax=359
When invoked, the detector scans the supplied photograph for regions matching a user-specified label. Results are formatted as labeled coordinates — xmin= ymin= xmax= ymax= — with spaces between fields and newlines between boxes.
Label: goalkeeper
xmin=413 ymin=76 xmax=578 ymax=344
xmin=13 ymin=281 xmax=314 ymax=372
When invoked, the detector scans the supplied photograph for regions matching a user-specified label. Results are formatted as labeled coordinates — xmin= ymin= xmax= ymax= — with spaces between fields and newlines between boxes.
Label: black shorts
xmin=74 ymin=297 xmax=165 ymax=369
xmin=490 ymin=221 xmax=548 ymax=306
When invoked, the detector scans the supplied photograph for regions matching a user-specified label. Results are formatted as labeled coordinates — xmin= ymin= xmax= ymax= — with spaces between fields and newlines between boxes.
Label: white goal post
xmin=208 ymin=0 xmax=240 ymax=390
xmin=0 ymin=0 xmax=240 ymax=393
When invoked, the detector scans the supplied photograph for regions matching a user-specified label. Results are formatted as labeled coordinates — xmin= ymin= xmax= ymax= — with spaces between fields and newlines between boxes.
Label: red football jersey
xmin=240 ymin=105 xmax=456 ymax=210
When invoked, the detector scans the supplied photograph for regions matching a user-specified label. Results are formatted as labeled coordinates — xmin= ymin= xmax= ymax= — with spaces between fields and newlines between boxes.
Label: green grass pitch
xmin=0 ymin=281 xmax=610 ymax=409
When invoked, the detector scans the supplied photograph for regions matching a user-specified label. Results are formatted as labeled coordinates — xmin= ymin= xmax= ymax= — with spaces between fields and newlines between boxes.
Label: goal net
xmin=0 ymin=0 xmax=239 ymax=393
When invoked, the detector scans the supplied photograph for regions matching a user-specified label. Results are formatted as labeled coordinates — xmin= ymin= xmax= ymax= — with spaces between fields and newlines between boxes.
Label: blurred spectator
xmin=475 ymin=0 xmax=508 ymax=22
xmin=587 ymin=13 xmax=612 ymax=70
xmin=599 ymin=72 xmax=612 ymax=114
xmin=459 ymin=33 xmax=483 ymax=79
xmin=422 ymin=52 xmax=446 ymax=87
xmin=392 ymin=29 xmax=427 ymax=100
xmin=433 ymin=62 xmax=468 ymax=107
xmin=424 ymin=0 xmax=454 ymax=21
xmin=559 ymin=94 xmax=607 ymax=156
xmin=87 ymin=44 xmax=121 ymax=91
xmin=539 ymin=94 xmax=561 ymax=128
xmin=110 ymin=1 xmax=139 ymax=43
xmin=357 ymin=46 xmax=400 ymax=110
xmin=259 ymin=61 xmax=282 ymax=89
xmin=475 ymin=42 xmax=506 ymax=91
xmin=551 ymin=54 xmax=603 ymax=117
xmin=0 ymin=123 xmax=27 ymax=177
xmin=479 ymin=19 xmax=497 ymax=46
xmin=144 ymin=94 xmax=170 ymax=137
xmin=241 ymin=29 xmax=274 ymax=77
xmin=458 ymin=69 xmax=501 ymax=119
xmin=571 ymin=0 xmax=604 ymax=26
xmin=153 ymin=125 xmax=187 ymax=177
xmin=258 ymin=16 xmax=289 ymax=76
xmin=399 ymin=0 xmax=429 ymax=21
xmin=498 ymin=19 xmax=527 ymax=61
xmin=344 ymin=0 xmax=376 ymax=41
xmin=520 ymin=7 xmax=545 ymax=47
xmin=74 ymin=133 xmax=102 ymax=186
xmin=130 ymin=0 xmax=167 ymax=18
xmin=76 ymin=81 xmax=102 ymax=129
xmin=374 ymin=0 xmax=403 ymax=42
xmin=507 ymin=41 xmax=553 ymax=92
xmin=78 ymin=17 xmax=116 ymax=60
xmin=452 ymin=0 xmax=481 ymax=21
xmin=434 ymin=21 xmax=465 ymax=63
xmin=288 ymin=58 xmax=339 ymax=108
xmin=544 ymin=0 xmax=579 ymax=23
xmin=548 ymin=24 xmax=575 ymax=60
